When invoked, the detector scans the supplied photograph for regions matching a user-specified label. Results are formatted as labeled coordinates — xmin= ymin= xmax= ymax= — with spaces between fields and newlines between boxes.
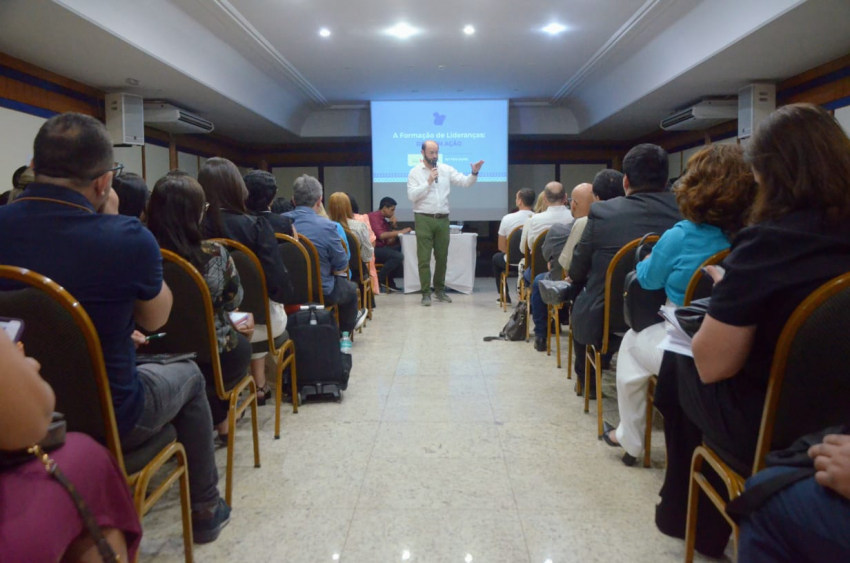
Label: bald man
xmin=407 ymin=140 xmax=484 ymax=306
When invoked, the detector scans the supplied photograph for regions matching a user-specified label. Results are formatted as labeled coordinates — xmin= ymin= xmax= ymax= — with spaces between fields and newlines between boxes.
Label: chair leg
xmin=567 ymin=328 xmax=573 ymax=379
xmin=176 ymin=446 xmax=194 ymax=563
xmin=596 ymin=349 xmax=604 ymax=437
xmin=499 ymin=272 xmax=506 ymax=311
xmin=555 ymin=306 xmax=561 ymax=368
xmin=225 ymin=399 xmax=236 ymax=506
xmin=644 ymin=376 xmax=656 ymax=468
xmin=584 ymin=347 xmax=592 ymax=413
xmin=525 ymin=290 xmax=532 ymax=342
xmin=249 ymin=380 xmax=261 ymax=469
xmin=275 ymin=358 xmax=283 ymax=440
xmin=546 ymin=305 xmax=552 ymax=355
xmin=684 ymin=453 xmax=703 ymax=563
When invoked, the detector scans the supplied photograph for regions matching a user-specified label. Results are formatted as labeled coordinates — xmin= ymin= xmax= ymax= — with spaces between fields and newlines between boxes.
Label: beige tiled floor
xmin=141 ymin=280 xmax=720 ymax=562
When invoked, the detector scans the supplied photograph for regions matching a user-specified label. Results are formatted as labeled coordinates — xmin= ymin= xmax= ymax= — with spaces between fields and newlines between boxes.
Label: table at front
xmin=399 ymin=232 xmax=478 ymax=294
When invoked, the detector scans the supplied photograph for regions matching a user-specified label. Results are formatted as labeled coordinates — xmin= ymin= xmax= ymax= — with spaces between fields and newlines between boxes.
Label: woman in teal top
xmin=602 ymin=144 xmax=758 ymax=465
xmin=636 ymin=220 xmax=730 ymax=307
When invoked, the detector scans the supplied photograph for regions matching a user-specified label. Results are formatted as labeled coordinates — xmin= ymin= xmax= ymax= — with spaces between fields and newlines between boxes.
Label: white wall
xmin=836 ymin=106 xmax=850 ymax=136
xmin=177 ymin=151 xmax=199 ymax=178
xmin=559 ymin=163 xmax=608 ymax=195
xmin=113 ymin=145 xmax=144 ymax=178
xmin=144 ymin=143 xmax=169 ymax=185
xmin=508 ymin=164 xmax=555 ymax=209
xmin=324 ymin=166 xmax=371 ymax=212
xmin=0 ymin=107 xmax=45 ymax=191
xmin=272 ymin=166 xmax=319 ymax=200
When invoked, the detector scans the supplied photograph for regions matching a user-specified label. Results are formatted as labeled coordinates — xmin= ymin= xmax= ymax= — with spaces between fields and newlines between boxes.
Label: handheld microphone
xmin=432 ymin=158 xmax=438 ymax=183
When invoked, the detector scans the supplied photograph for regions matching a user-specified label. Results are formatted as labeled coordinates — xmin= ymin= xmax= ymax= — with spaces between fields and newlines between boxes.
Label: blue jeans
xmin=738 ymin=466 xmax=850 ymax=563
xmin=531 ymin=272 xmax=548 ymax=338
xmin=122 ymin=361 xmax=220 ymax=511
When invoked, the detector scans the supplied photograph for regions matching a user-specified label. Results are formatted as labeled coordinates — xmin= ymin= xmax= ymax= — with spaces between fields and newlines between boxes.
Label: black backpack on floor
xmin=286 ymin=305 xmax=351 ymax=401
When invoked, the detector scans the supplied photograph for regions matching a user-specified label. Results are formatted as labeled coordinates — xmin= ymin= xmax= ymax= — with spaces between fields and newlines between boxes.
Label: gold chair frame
xmin=0 ymin=266 xmax=193 ymax=563
xmin=684 ymin=271 xmax=850 ymax=562
xmin=159 ymin=250 xmax=261 ymax=507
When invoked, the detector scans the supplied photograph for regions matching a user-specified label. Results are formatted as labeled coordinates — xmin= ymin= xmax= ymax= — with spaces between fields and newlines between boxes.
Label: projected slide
xmin=371 ymin=100 xmax=508 ymax=221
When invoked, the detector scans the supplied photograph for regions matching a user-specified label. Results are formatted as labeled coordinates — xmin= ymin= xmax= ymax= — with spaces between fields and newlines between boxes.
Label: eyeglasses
xmin=88 ymin=162 xmax=124 ymax=181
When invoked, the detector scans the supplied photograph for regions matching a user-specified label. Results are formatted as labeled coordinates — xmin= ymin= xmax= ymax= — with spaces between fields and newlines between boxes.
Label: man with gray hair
xmin=285 ymin=175 xmax=365 ymax=333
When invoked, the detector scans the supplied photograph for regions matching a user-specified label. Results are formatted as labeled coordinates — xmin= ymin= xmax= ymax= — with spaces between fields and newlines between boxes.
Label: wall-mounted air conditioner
xmin=660 ymin=99 xmax=737 ymax=131
xmin=143 ymin=102 xmax=214 ymax=135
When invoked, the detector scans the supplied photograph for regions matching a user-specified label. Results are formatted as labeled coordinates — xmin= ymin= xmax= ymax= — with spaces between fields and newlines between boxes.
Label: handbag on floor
xmin=500 ymin=300 xmax=528 ymax=341
xmin=0 ymin=414 xmax=119 ymax=563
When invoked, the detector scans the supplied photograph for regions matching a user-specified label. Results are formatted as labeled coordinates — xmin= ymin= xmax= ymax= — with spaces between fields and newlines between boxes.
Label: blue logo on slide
xmin=433 ymin=112 xmax=446 ymax=125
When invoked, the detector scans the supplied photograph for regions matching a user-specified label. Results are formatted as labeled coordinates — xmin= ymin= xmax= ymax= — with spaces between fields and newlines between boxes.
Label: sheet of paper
xmin=657 ymin=305 xmax=694 ymax=357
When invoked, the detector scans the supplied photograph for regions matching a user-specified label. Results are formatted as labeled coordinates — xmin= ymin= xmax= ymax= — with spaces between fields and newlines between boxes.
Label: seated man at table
xmin=285 ymin=175 xmax=365 ymax=333
xmin=368 ymin=197 xmax=408 ymax=292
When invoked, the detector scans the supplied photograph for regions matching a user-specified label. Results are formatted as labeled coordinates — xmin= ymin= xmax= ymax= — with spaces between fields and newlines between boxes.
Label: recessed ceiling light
xmin=463 ymin=25 xmax=475 ymax=35
xmin=319 ymin=28 xmax=331 ymax=37
xmin=542 ymin=23 xmax=567 ymax=35
xmin=385 ymin=22 xmax=418 ymax=39
xmin=125 ymin=78 xmax=140 ymax=86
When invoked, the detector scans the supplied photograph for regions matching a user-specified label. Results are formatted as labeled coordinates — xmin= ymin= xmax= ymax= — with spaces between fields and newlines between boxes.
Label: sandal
xmin=256 ymin=383 xmax=272 ymax=406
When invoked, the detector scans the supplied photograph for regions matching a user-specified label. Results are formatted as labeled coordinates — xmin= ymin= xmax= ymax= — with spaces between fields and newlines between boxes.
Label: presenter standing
xmin=407 ymin=140 xmax=484 ymax=306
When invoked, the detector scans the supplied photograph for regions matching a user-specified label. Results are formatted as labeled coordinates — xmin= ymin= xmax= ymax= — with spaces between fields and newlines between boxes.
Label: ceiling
xmin=0 ymin=0 xmax=848 ymax=144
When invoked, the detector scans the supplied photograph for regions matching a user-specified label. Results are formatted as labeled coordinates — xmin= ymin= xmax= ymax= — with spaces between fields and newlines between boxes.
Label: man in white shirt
xmin=407 ymin=140 xmax=484 ymax=306
xmin=492 ymin=187 xmax=535 ymax=303
xmin=520 ymin=182 xmax=572 ymax=259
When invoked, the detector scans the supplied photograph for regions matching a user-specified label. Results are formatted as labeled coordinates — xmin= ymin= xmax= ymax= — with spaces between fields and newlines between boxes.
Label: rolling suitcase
xmin=286 ymin=305 xmax=350 ymax=402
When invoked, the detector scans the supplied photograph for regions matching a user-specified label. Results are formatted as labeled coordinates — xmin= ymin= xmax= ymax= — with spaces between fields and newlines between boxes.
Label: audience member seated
xmin=654 ymin=103 xmax=850 ymax=557
xmin=738 ymin=432 xmax=850 ymax=562
xmin=8 ymin=165 xmax=34 ymax=203
xmin=543 ymin=183 xmax=591 ymax=281
xmin=270 ymin=196 xmax=294 ymax=214
xmin=317 ymin=201 xmax=351 ymax=262
xmin=0 ymin=330 xmax=142 ymax=562
xmin=243 ymin=170 xmax=295 ymax=238
xmin=350 ymin=196 xmax=380 ymax=297
xmin=569 ymin=144 xmax=681 ymax=396
xmin=111 ymin=171 xmax=149 ymax=220
xmin=518 ymin=182 xmax=572 ymax=348
xmin=147 ymin=174 xmax=254 ymax=439
xmin=328 ymin=192 xmax=375 ymax=266
xmin=285 ymin=175 xmax=365 ymax=333
xmin=600 ymin=144 xmax=756 ymax=466
xmin=368 ymin=196 xmax=408 ymax=291
xmin=557 ymin=170 xmax=624 ymax=276
xmin=529 ymin=183 xmax=593 ymax=350
xmin=533 ymin=190 xmax=549 ymax=213
xmin=0 ymin=112 xmax=230 ymax=542
xmin=492 ymin=187 xmax=535 ymax=304
xmin=1 ymin=165 xmax=29 ymax=205
xmin=199 ymin=158 xmax=293 ymax=405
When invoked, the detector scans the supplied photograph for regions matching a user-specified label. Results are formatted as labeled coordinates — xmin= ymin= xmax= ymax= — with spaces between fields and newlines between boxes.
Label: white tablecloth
xmin=400 ymin=233 xmax=477 ymax=294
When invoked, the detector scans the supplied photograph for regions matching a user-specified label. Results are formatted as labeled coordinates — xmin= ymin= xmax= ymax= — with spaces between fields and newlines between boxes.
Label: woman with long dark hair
xmin=655 ymin=103 xmax=850 ymax=556
xmin=146 ymin=174 xmax=253 ymax=441
xmin=199 ymin=158 xmax=292 ymax=405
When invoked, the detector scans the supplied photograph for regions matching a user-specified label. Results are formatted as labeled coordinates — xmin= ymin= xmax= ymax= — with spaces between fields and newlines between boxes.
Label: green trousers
xmin=414 ymin=213 xmax=450 ymax=294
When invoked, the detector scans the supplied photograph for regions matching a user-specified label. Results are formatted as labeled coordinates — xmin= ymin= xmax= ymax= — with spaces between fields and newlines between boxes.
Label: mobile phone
xmin=229 ymin=312 xmax=249 ymax=326
xmin=0 ymin=317 xmax=24 ymax=343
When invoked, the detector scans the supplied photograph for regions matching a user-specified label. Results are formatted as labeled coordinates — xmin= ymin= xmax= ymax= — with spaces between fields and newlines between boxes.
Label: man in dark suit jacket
xmin=568 ymin=144 xmax=682 ymax=395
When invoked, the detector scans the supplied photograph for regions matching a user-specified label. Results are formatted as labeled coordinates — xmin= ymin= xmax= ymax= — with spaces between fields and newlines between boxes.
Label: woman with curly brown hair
xmin=601 ymin=143 xmax=757 ymax=466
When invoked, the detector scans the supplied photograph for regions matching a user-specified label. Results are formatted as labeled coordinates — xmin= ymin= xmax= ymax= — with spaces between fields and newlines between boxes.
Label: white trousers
xmin=249 ymin=300 xmax=287 ymax=360
xmin=614 ymin=322 xmax=666 ymax=457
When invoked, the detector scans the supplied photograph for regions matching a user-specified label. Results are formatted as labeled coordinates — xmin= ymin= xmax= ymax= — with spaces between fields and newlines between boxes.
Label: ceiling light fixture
xmin=463 ymin=25 xmax=475 ymax=35
xmin=542 ymin=23 xmax=567 ymax=35
xmin=319 ymin=28 xmax=331 ymax=37
xmin=385 ymin=22 xmax=418 ymax=39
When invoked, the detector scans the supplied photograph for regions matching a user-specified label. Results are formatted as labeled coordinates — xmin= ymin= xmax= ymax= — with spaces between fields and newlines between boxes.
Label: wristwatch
xmin=471 ymin=171 xmax=479 ymax=175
